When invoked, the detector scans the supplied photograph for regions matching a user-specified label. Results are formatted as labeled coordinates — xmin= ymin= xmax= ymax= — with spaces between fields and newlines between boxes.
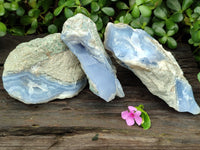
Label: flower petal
xmin=121 ymin=111 xmax=129 ymax=120
xmin=126 ymin=117 xmax=135 ymax=126
xmin=135 ymin=116 xmax=143 ymax=126
xmin=128 ymin=106 xmax=137 ymax=113
xmin=135 ymin=110 xmax=141 ymax=116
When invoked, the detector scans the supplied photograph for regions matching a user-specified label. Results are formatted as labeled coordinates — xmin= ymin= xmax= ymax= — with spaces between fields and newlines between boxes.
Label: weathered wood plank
xmin=0 ymin=35 xmax=200 ymax=149
xmin=0 ymin=131 xmax=200 ymax=150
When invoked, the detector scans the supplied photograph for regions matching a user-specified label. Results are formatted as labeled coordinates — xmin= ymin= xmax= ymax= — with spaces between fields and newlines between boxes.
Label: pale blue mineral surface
xmin=2 ymin=33 xmax=87 ymax=104
xmin=104 ymin=22 xmax=200 ymax=114
xmin=61 ymin=14 xmax=124 ymax=102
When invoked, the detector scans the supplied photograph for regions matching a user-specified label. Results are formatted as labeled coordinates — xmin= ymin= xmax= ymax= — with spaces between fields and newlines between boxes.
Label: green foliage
xmin=135 ymin=105 xmax=151 ymax=130
xmin=0 ymin=0 xmax=200 ymax=53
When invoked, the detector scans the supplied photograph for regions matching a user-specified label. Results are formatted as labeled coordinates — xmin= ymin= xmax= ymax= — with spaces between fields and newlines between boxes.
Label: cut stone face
xmin=2 ymin=33 xmax=87 ymax=104
xmin=61 ymin=14 xmax=124 ymax=102
xmin=104 ymin=23 xmax=200 ymax=114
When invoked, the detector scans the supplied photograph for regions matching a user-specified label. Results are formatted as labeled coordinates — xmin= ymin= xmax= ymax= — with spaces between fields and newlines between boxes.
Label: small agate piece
xmin=61 ymin=14 xmax=124 ymax=102
xmin=2 ymin=33 xmax=87 ymax=104
xmin=104 ymin=23 xmax=200 ymax=114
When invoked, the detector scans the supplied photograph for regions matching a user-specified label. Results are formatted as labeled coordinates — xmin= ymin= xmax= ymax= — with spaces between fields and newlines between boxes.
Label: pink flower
xmin=121 ymin=106 xmax=143 ymax=126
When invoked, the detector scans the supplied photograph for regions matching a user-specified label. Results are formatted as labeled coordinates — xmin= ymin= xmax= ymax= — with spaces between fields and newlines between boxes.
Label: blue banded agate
xmin=104 ymin=23 xmax=200 ymax=114
xmin=61 ymin=14 xmax=124 ymax=102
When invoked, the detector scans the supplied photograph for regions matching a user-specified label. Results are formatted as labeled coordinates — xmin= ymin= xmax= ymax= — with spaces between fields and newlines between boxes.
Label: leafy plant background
xmin=0 ymin=0 xmax=200 ymax=58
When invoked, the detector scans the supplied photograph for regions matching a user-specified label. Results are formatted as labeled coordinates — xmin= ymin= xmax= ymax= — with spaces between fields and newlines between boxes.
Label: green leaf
xmin=136 ymin=0 xmax=144 ymax=6
xmin=135 ymin=105 xmax=151 ymax=130
xmin=101 ymin=7 xmax=115 ymax=16
xmin=0 ymin=22 xmax=6 ymax=36
xmin=16 ymin=7 xmax=25 ymax=16
xmin=167 ymin=37 xmax=177 ymax=49
xmin=166 ymin=20 xmax=178 ymax=32
xmin=154 ymin=27 xmax=166 ymax=37
xmin=194 ymin=6 xmax=200 ymax=15
xmin=191 ymin=30 xmax=200 ymax=43
xmin=79 ymin=7 xmax=90 ymax=16
xmin=102 ymin=16 xmax=109 ymax=25
xmin=58 ymin=0 xmax=65 ymax=6
xmin=139 ymin=5 xmax=152 ymax=17
xmin=140 ymin=16 xmax=150 ymax=26
xmin=170 ymin=12 xmax=183 ymax=23
xmin=48 ymin=24 xmax=58 ymax=33
xmin=81 ymin=0 xmax=92 ymax=6
xmin=31 ymin=19 xmax=38 ymax=29
xmin=28 ymin=9 xmax=40 ymax=18
xmin=166 ymin=0 xmax=181 ymax=12
xmin=182 ymin=0 xmax=193 ymax=11
xmin=38 ymin=0 xmax=53 ymax=13
xmin=75 ymin=0 xmax=80 ymax=5
xmin=0 ymin=0 xmax=4 ymax=4
xmin=131 ymin=5 xmax=140 ymax=18
xmin=197 ymin=72 xmax=200 ymax=82
xmin=0 ymin=4 xmax=5 ymax=16
xmin=140 ymin=111 xmax=151 ymax=130
xmin=167 ymin=29 xmax=176 ymax=36
xmin=119 ymin=16 xmax=125 ymax=23
xmin=159 ymin=36 xmax=168 ymax=44
xmin=129 ymin=0 xmax=135 ymax=8
xmin=91 ymin=2 xmax=100 ymax=12
xmin=186 ymin=8 xmax=192 ymax=17
xmin=144 ymin=26 xmax=154 ymax=36
xmin=54 ymin=6 xmax=64 ymax=16
xmin=3 ymin=2 xmax=11 ymax=10
xmin=26 ymin=27 xmax=36 ymax=34
xmin=131 ymin=18 xmax=141 ymax=28
xmin=154 ymin=5 xmax=167 ymax=20
xmin=98 ymin=0 xmax=107 ymax=8
xmin=64 ymin=0 xmax=76 ymax=7
xmin=10 ymin=1 xmax=18 ymax=11
xmin=44 ymin=12 xmax=53 ymax=23
xmin=152 ymin=21 xmax=165 ymax=29
xmin=9 ymin=27 xmax=25 ymax=36
xmin=75 ymin=6 xmax=90 ymax=16
xmin=90 ymin=13 xmax=98 ymax=22
xmin=64 ymin=8 xmax=73 ymax=19
xmin=124 ymin=13 xmax=133 ymax=24
xmin=20 ymin=15 xmax=35 ymax=25
xmin=28 ymin=0 xmax=37 ymax=8
xmin=96 ymin=17 xmax=103 ymax=31
xmin=116 ymin=1 xmax=129 ymax=10
xmin=188 ymin=38 xmax=194 ymax=44
xmin=193 ymin=21 xmax=200 ymax=30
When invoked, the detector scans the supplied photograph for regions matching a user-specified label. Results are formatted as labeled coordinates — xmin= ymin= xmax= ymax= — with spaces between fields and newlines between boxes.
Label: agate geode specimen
xmin=104 ymin=23 xmax=200 ymax=114
xmin=61 ymin=14 xmax=124 ymax=102
xmin=2 ymin=33 xmax=87 ymax=104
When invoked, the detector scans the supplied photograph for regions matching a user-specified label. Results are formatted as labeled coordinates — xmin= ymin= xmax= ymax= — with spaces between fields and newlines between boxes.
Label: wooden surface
xmin=0 ymin=35 xmax=200 ymax=150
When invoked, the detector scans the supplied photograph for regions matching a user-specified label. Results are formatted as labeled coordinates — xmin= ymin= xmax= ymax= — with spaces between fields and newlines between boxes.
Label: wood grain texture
xmin=0 ymin=35 xmax=200 ymax=149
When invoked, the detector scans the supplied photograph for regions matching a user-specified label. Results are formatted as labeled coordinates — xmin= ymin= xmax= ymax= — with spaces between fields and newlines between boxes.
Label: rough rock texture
xmin=104 ymin=23 xmax=200 ymax=115
xmin=2 ymin=33 xmax=87 ymax=104
xmin=61 ymin=14 xmax=124 ymax=102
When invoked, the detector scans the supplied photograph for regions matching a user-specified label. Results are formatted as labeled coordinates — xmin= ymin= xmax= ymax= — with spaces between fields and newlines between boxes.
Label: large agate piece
xmin=61 ymin=14 xmax=124 ymax=102
xmin=2 ymin=33 xmax=87 ymax=104
xmin=104 ymin=23 xmax=200 ymax=114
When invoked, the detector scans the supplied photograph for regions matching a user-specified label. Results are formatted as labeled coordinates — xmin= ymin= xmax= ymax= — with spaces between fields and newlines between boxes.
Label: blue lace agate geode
xmin=2 ymin=33 xmax=87 ymax=104
xmin=104 ymin=23 xmax=200 ymax=115
xmin=61 ymin=14 xmax=124 ymax=102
